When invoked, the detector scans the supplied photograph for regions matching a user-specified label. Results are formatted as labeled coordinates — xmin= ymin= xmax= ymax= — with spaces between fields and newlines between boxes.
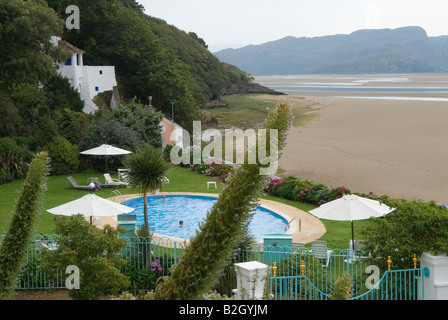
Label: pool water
xmin=122 ymin=195 xmax=288 ymax=241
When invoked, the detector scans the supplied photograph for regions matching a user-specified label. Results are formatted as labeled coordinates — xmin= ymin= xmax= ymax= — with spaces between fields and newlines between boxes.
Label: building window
xmin=95 ymin=86 xmax=99 ymax=92
xmin=65 ymin=57 xmax=72 ymax=65
xmin=99 ymin=70 xmax=103 ymax=75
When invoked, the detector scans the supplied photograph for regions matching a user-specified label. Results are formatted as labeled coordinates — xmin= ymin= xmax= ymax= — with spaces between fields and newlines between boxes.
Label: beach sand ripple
xmin=255 ymin=74 xmax=448 ymax=203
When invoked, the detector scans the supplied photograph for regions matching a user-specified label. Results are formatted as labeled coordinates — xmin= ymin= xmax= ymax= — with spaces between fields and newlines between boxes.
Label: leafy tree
xmin=361 ymin=199 xmax=448 ymax=270
xmin=45 ymin=136 xmax=80 ymax=174
xmin=155 ymin=103 xmax=293 ymax=299
xmin=53 ymin=108 xmax=91 ymax=145
xmin=188 ymin=32 xmax=208 ymax=49
xmin=0 ymin=1 xmax=85 ymax=154
xmin=43 ymin=74 xmax=84 ymax=113
xmin=148 ymin=16 xmax=228 ymax=103
xmin=78 ymin=118 xmax=142 ymax=171
xmin=111 ymin=101 xmax=163 ymax=148
xmin=0 ymin=0 xmax=67 ymax=92
xmin=0 ymin=152 xmax=50 ymax=299
xmin=119 ymin=0 xmax=144 ymax=12
xmin=41 ymin=215 xmax=130 ymax=300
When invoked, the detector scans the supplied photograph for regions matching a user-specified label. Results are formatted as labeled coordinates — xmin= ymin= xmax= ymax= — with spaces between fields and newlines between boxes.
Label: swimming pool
xmin=122 ymin=195 xmax=289 ymax=241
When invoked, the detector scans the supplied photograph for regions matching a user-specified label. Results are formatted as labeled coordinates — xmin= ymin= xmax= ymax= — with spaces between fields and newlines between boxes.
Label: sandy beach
xmin=254 ymin=74 xmax=448 ymax=204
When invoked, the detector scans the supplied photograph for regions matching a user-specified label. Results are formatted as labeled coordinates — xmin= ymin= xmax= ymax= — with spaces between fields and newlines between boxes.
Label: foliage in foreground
xmin=155 ymin=103 xmax=293 ymax=299
xmin=0 ymin=152 xmax=50 ymax=299
xmin=361 ymin=198 xmax=448 ymax=270
xmin=41 ymin=215 xmax=129 ymax=300
xmin=328 ymin=273 xmax=353 ymax=300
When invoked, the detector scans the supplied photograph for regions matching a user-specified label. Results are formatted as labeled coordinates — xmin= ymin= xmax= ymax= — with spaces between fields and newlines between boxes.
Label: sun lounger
xmin=66 ymin=176 xmax=90 ymax=190
xmin=104 ymin=173 xmax=128 ymax=187
xmin=292 ymin=242 xmax=306 ymax=253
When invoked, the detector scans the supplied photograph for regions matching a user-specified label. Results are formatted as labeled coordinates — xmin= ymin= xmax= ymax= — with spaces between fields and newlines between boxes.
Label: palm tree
xmin=124 ymin=144 xmax=170 ymax=236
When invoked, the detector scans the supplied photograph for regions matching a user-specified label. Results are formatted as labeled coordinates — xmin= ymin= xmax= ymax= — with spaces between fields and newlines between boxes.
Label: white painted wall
xmin=233 ymin=261 xmax=270 ymax=300
xmin=420 ymin=252 xmax=448 ymax=300
xmin=53 ymin=36 xmax=118 ymax=114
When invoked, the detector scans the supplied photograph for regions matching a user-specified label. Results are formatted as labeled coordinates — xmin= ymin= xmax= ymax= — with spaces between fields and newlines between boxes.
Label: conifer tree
xmin=155 ymin=103 xmax=293 ymax=299
xmin=0 ymin=152 xmax=50 ymax=299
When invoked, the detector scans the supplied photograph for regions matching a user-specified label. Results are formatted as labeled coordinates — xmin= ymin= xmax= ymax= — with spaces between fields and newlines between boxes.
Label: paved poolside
xmin=99 ymin=192 xmax=326 ymax=244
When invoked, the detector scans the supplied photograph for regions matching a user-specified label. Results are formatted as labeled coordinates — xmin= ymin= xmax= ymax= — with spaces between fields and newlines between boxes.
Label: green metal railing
xmin=352 ymin=267 xmax=429 ymax=300
xmin=13 ymin=235 xmax=187 ymax=290
xmin=11 ymin=236 xmax=429 ymax=300
xmin=264 ymin=246 xmax=429 ymax=300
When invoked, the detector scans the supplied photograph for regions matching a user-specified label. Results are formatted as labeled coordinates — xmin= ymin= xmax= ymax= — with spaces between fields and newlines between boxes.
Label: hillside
xmin=0 ymin=0 xmax=277 ymax=183
xmin=214 ymin=26 xmax=448 ymax=75
xmin=46 ymin=0 xmax=276 ymax=128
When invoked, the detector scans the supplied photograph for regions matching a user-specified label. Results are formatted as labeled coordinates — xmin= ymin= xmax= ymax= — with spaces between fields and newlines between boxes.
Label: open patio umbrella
xmin=46 ymin=193 xmax=135 ymax=224
xmin=308 ymin=194 xmax=395 ymax=244
xmin=80 ymin=144 xmax=132 ymax=172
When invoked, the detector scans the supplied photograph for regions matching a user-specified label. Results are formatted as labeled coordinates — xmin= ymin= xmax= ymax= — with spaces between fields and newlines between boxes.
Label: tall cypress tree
xmin=0 ymin=152 xmax=50 ymax=299
xmin=155 ymin=103 xmax=293 ymax=299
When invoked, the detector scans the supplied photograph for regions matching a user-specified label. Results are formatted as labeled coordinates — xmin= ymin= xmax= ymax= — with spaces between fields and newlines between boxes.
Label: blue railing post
xmin=346 ymin=249 xmax=350 ymax=275
xmin=174 ymin=241 xmax=177 ymax=264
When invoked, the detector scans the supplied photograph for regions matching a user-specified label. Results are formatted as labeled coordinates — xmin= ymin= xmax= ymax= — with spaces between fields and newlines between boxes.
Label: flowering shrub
xmin=354 ymin=191 xmax=388 ymax=202
xmin=264 ymin=177 xmax=351 ymax=205
xmin=264 ymin=178 xmax=289 ymax=195
xmin=193 ymin=161 xmax=233 ymax=182
xmin=122 ymin=258 xmax=166 ymax=293
xmin=151 ymin=259 xmax=163 ymax=272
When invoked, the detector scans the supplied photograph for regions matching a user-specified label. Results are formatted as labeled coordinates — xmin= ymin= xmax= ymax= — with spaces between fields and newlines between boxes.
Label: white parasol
xmin=80 ymin=144 xmax=131 ymax=172
xmin=46 ymin=193 xmax=135 ymax=224
xmin=309 ymin=194 xmax=395 ymax=243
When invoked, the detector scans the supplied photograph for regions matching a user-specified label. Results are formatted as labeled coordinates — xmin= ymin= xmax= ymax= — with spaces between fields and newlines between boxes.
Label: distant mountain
xmin=214 ymin=26 xmax=448 ymax=75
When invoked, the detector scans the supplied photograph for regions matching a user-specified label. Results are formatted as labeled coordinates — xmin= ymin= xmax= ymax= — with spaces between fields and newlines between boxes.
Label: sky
xmin=138 ymin=0 xmax=448 ymax=52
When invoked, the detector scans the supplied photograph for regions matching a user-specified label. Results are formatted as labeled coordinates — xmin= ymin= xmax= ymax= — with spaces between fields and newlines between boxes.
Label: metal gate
xmin=266 ymin=244 xmax=431 ymax=301
xmin=269 ymin=267 xmax=429 ymax=300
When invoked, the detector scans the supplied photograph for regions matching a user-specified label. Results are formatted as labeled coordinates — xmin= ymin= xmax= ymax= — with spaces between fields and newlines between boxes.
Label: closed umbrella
xmin=308 ymin=194 xmax=395 ymax=244
xmin=80 ymin=144 xmax=131 ymax=172
xmin=46 ymin=193 xmax=135 ymax=224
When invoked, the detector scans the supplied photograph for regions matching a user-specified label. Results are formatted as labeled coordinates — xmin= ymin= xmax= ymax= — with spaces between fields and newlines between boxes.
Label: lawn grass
xmin=0 ymin=164 xmax=364 ymax=248
xmin=205 ymin=94 xmax=307 ymax=130
xmin=0 ymin=164 xmax=224 ymax=235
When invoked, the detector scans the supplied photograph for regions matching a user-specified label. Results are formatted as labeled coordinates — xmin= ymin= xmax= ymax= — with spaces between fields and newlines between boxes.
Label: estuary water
xmin=255 ymin=73 xmax=448 ymax=102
